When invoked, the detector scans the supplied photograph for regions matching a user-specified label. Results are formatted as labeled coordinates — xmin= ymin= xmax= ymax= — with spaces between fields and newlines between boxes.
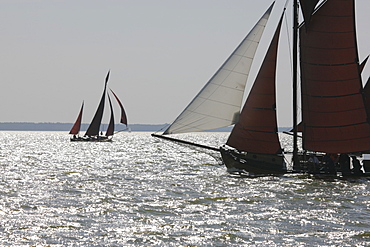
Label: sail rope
xmin=152 ymin=133 xmax=222 ymax=164
xmin=153 ymin=124 xmax=170 ymax=134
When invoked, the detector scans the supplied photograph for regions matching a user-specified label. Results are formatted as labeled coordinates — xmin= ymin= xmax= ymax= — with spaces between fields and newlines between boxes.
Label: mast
xmin=292 ymin=0 xmax=299 ymax=170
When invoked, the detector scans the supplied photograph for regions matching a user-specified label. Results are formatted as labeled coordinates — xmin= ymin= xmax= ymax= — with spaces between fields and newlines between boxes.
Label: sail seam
xmin=197 ymin=96 xmax=241 ymax=107
xmin=240 ymin=128 xmax=277 ymax=134
xmin=232 ymin=53 xmax=255 ymax=59
xmin=249 ymin=106 xmax=275 ymax=111
xmin=169 ymin=122 xmax=228 ymax=133
xmin=306 ymin=121 xmax=369 ymax=129
xmin=302 ymin=61 xmax=357 ymax=67
xmin=305 ymin=134 xmax=370 ymax=144
xmin=204 ymin=83 xmax=244 ymax=92
xmin=302 ymin=77 xmax=358 ymax=83
xmin=303 ymin=92 xmax=360 ymax=98
xmin=307 ymin=30 xmax=355 ymax=35
xmin=221 ymin=67 xmax=250 ymax=76
xmin=184 ymin=110 xmax=237 ymax=122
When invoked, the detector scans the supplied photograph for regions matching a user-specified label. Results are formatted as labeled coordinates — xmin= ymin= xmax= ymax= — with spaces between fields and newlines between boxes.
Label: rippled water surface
xmin=0 ymin=131 xmax=369 ymax=246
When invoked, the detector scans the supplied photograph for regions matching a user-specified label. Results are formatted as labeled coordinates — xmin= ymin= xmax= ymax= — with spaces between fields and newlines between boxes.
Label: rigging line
xmin=297 ymin=0 xmax=328 ymax=29
xmin=154 ymin=123 xmax=170 ymax=134
xmin=284 ymin=4 xmax=293 ymax=81
xmin=284 ymin=154 xmax=292 ymax=168
xmin=114 ymin=128 xmax=129 ymax=134
xmin=151 ymin=134 xmax=219 ymax=152
xmin=284 ymin=0 xmax=290 ymax=10
xmin=283 ymin=131 xmax=302 ymax=138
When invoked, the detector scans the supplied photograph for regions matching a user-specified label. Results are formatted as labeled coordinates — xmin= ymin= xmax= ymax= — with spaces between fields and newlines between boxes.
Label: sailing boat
xmin=153 ymin=0 xmax=370 ymax=176
xmin=69 ymin=71 xmax=128 ymax=142
xmin=220 ymin=13 xmax=285 ymax=175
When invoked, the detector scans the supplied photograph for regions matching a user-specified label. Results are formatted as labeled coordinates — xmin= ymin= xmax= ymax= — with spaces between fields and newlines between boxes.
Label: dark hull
xmin=296 ymin=153 xmax=370 ymax=178
xmin=70 ymin=136 xmax=112 ymax=142
xmin=220 ymin=147 xmax=286 ymax=175
xmin=306 ymin=170 xmax=370 ymax=179
xmin=339 ymin=173 xmax=370 ymax=178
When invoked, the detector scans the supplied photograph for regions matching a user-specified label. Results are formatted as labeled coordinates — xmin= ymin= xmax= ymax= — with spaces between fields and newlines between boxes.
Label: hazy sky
xmin=1 ymin=0 xmax=370 ymax=127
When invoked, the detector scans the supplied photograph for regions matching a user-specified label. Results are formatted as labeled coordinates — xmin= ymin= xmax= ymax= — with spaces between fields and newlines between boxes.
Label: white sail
xmin=164 ymin=3 xmax=274 ymax=135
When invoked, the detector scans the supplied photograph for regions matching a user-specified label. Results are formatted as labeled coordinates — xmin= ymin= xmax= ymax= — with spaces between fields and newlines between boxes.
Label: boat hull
xmin=70 ymin=136 xmax=112 ymax=142
xmin=297 ymin=153 xmax=370 ymax=178
xmin=220 ymin=147 xmax=286 ymax=175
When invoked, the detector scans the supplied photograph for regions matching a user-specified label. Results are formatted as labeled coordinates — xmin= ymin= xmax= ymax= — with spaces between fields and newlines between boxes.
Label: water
xmin=0 ymin=131 xmax=369 ymax=246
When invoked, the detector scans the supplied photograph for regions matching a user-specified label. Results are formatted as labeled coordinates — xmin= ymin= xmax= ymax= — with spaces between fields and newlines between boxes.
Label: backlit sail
xmin=164 ymin=3 xmax=275 ymax=135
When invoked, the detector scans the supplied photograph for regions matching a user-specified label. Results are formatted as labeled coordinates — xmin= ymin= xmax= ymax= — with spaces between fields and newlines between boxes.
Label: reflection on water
xmin=0 ymin=131 xmax=369 ymax=246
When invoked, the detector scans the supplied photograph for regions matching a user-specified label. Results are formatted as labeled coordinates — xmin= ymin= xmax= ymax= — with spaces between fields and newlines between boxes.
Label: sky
xmin=1 ymin=0 xmax=370 ymax=127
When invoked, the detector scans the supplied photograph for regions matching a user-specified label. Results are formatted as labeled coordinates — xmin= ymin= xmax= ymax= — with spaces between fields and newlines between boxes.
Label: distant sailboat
xmin=70 ymin=71 xmax=128 ymax=142
xmin=69 ymin=101 xmax=84 ymax=137
xmin=153 ymin=0 xmax=370 ymax=177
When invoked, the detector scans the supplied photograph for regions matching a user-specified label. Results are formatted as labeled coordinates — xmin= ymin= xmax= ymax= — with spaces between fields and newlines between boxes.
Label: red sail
xmin=69 ymin=101 xmax=84 ymax=135
xmin=110 ymin=89 xmax=128 ymax=125
xmin=106 ymin=94 xmax=115 ymax=137
xmin=300 ymin=0 xmax=320 ymax=29
xmin=300 ymin=0 xmax=370 ymax=153
xmin=226 ymin=16 xmax=283 ymax=154
xmin=85 ymin=71 xmax=109 ymax=136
